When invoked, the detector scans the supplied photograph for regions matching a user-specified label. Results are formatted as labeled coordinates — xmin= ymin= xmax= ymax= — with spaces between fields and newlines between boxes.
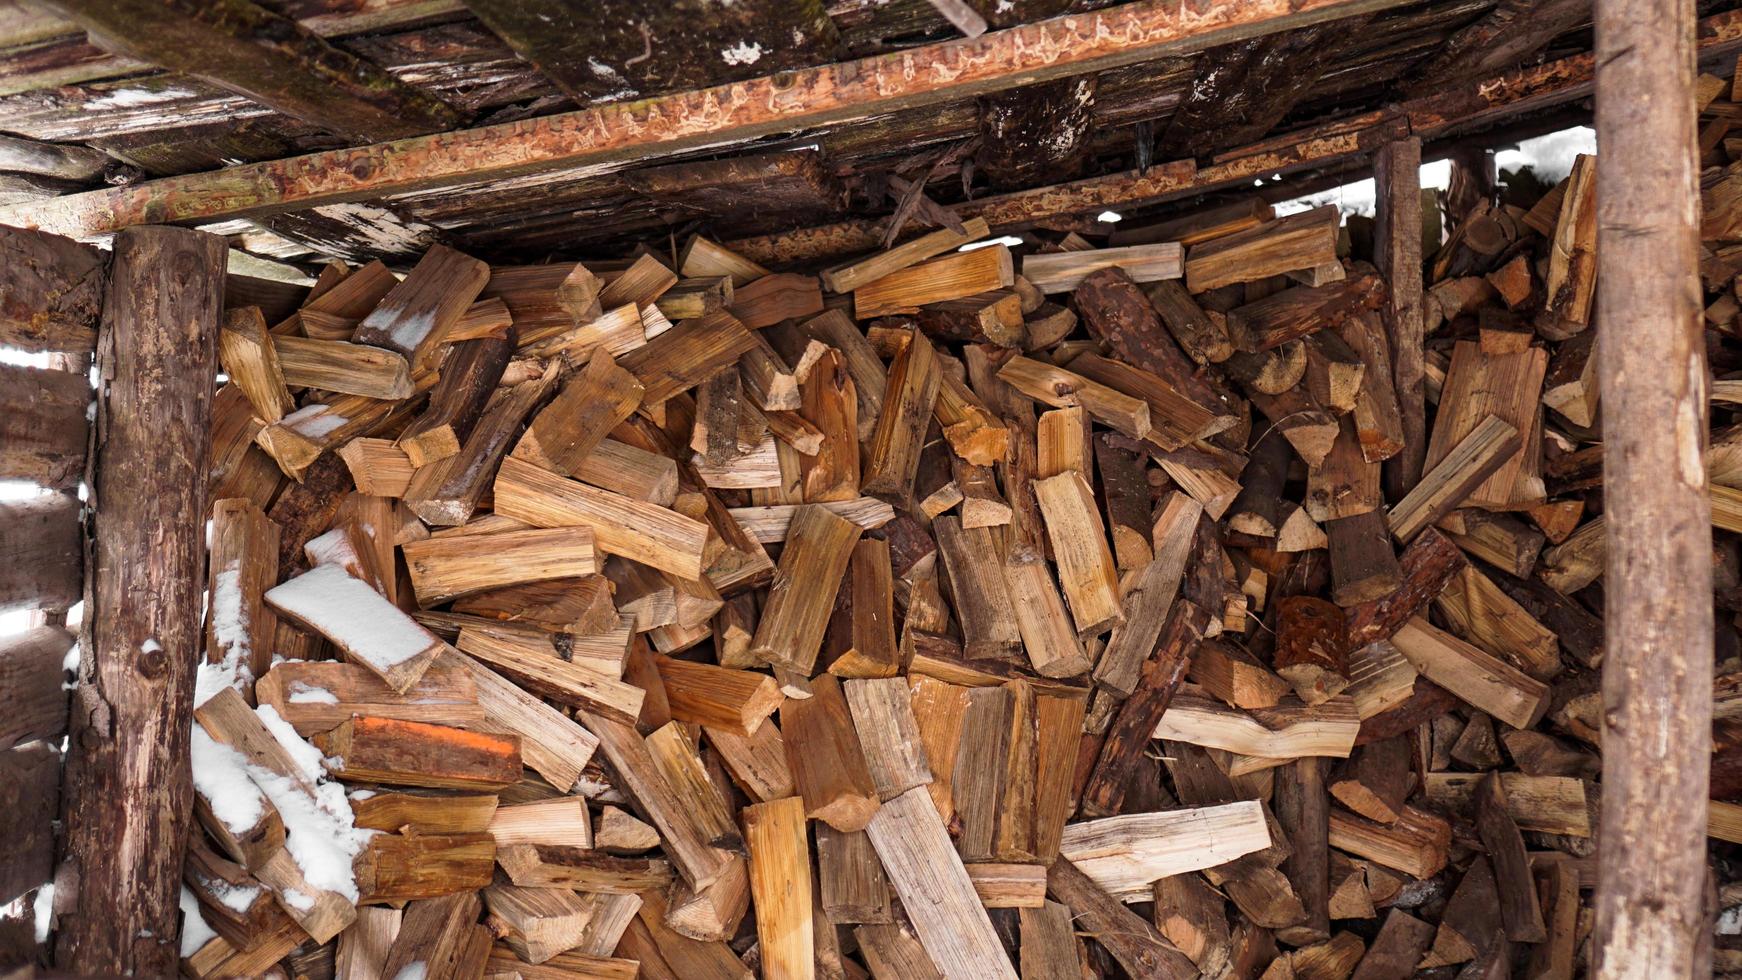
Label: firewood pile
xmin=175 ymin=87 xmax=1742 ymax=975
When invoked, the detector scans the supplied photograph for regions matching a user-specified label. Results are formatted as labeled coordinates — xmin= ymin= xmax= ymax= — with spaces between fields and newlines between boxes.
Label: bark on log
xmin=1591 ymin=0 xmax=1712 ymax=974
xmin=55 ymin=226 xmax=224 ymax=976
xmin=1376 ymin=137 xmax=1425 ymax=498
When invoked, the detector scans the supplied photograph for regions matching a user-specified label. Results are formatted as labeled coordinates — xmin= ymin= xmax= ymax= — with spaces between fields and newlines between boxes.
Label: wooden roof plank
xmin=459 ymin=0 xmax=842 ymax=105
xmin=723 ymin=6 xmax=1742 ymax=267
xmin=1 ymin=0 xmax=1416 ymax=239
xmin=36 ymin=0 xmax=462 ymax=143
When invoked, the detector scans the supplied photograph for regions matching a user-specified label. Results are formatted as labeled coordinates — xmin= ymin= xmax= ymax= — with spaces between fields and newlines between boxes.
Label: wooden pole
xmin=54 ymin=226 xmax=225 ymax=975
xmin=1375 ymin=136 xmax=1425 ymax=500
xmin=1591 ymin=0 xmax=1712 ymax=972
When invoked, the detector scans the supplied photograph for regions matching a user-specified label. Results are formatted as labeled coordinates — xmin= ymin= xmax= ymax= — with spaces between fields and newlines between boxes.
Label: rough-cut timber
xmin=36 ymin=0 xmax=460 ymax=143
xmin=0 ymin=225 xmax=104 ymax=354
xmin=1376 ymin=137 xmax=1425 ymax=499
xmin=1592 ymin=0 xmax=1713 ymax=973
xmin=55 ymin=226 xmax=225 ymax=977
xmin=3 ymin=0 xmax=1419 ymax=238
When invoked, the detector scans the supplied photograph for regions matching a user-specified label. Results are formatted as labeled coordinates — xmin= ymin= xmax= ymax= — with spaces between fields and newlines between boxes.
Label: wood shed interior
xmin=0 ymin=0 xmax=1733 ymax=265
xmin=3 ymin=1 xmax=1742 ymax=979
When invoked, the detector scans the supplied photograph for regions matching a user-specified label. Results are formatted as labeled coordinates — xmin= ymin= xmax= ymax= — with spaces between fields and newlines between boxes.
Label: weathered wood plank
xmin=0 ymin=225 xmax=105 ymax=353
xmin=55 ymin=226 xmax=224 ymax=977
xmin=4 ymin=0 xmax=1420 ymax=237
xmin=0 ymin=626 xmax=73 ymax=750
xmin=37 ymin=0 xmax=460 ymax=142
xmin=0 ymin=493 xmax=81 ymax=614
xmin=0 ymin=362 xmax=89 ymax=490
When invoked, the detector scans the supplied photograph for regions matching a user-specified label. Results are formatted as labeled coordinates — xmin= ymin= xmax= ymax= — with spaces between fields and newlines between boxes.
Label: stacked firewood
xmin=174 ymin=94 xmax=1737 ymax=975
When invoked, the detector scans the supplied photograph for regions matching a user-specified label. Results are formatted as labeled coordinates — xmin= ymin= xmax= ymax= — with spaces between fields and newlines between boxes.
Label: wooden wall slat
xmin=0 ymin=493 xmax=82 ymax=614
xmin=0 ymin=741 xmax=60 ymax=905
xmin=0 ymin=625 xmax=74 ymax=751
xmin=0 ymin=225 xmax=104 ymax=355
xmin=0 ymin=363 xmax=89 ymax=490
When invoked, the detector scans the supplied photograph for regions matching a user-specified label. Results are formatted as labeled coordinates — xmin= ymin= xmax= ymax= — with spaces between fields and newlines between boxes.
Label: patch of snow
xmin=281 ymin=888 xmax=314 ymax=912
xmin=720 ymin=42 xmax=764 ymax=66
xmin=197 ymin=566 xmax=255 ymax=707
xmin=83 ymin=87 xmax=194 ymax=110
xmin=141 ymin=638 xmax=161 ymax=654
xmin=384 ymin=309 xmax=438 ymax=356
xmin=306 ymin=203 xmax=438 ymax=258
xmin=1097 ymin=211 xmax=1123 ymax=223
xmin=282 ymin=404 xmax=348 ymax=440
xmin=190 ymin=728 xmax=267 ymax=834
xmin=1495 ymin=126 xmax=1595 ymax=184
xmin=246 ymin=762 xmax=371 ymax=904
xmin=178 ymin=887 xmax=216 ymax=958
xmin=587 ymin=57 xmax=629 ymax=87
xmin=62 ymin=643 xmax=79 ymax=672
xmin=392 ymin=963 xmax=427 ymax=980
xmin=210 ymin=568 xmax=249 ymax=664
xmin=32 ymin=884 xmax=53 ymax=944
xmin=287 ymin=681 xmax=339 ymax=705
xmin=348 ymin=788 xmax=376 ymax=800
xmin=206 ymin=879 xmax=262 ymax=914
xmin=265 ymin=564 xmax=435 ymax=672
xmin=960 ymin=236 xmax=1024 ymax=253
xmin=1720 ymin=905 xmax=1742 ymax=935
xmin=255 ymin=704 xmax=326 ymax=784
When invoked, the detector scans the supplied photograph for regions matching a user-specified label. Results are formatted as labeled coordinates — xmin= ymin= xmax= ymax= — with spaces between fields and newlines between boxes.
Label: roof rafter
xmin=721 ymin=6 xmax=1742 ymax=266
xmin=32 ymin=0 xmax=462 ymax=144
xmin=1 ymin=0 xmax=1416 ymax=239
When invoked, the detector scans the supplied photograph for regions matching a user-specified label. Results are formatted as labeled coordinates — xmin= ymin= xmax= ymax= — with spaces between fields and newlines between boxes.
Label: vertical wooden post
xmin=1591 ymin=0 xmax=1711 ymax=973
xmin=1375 ymin=136 xmax=1425 ymax=500
xmin=54 ymin=226 xmax=225 ymax=976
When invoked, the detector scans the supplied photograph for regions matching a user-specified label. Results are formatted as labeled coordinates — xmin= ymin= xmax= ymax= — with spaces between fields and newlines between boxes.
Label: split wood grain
xmin=751 ymin=504 xmax=864 ymax=673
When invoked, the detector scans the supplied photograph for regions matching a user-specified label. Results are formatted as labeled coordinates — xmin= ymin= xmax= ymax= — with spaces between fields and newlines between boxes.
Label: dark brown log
xmin=1227 ymin=272 xmax=1385 ymax=353
xmin=0 ymin=742 xmax=59 ymax=906
xmin=1228 ymin=428 xmax=1290 ymax=538
xmin=0 ymin=494 xmax=82 ymax=614
xmin=56 ymin=225 xmax=225 ymax=977
xmin=396 ymin=333 xmax=513 ymax=468
xmin=1594 ymin=0 xmax=1711 ymax=971
xmin=0 ymin=362 xmax=89 ymax=491
xmin=1045 ymin=857 xmax=1196 ymax=980
xmin=1475 ymin=773 xmax=1547 ymax=942
xmin=1375 ymin=137 xmax=1426 ymax=499
xmin=1080 ymin=600 xmax=1211 ymax=816
xmin=1327 ymin=511 xmax=1401 ymax=606
xmin=1351 ymin=909 xmax=1437 ymax=980
xmin=0 ymin=626 xmax=73 ymax=751
xmin=1274 ymin=758 xmax=1330 ymax=945
xmin=0 ymin=226 xmax=104 ymax=354
xmin=1342 ymin=529 xmax=1467 ymax=647
xmin=1073 ymin=268 xmax=1231 ymax=419
xmin=1144 ymin=279 xmax=1235 ymax=365
xmin=977 ymin=77 xmax=1096 ymax=190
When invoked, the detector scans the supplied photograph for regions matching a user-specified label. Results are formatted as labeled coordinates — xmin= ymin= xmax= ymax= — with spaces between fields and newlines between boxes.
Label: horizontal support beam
xmin=727 ymin=6 xmax=1742 ymax=267
xmin=0 ymin=0 xmax=1414 ymax=239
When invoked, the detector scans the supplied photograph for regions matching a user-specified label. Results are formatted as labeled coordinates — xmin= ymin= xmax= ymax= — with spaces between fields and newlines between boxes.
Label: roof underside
xmin=0 ymin=0 xmax=1737 ymax=270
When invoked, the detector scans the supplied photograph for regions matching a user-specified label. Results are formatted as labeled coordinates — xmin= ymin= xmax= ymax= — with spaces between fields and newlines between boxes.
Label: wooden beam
xmin=1405 ymin=0 xmax=1592 ymax=94
xmin=0 ymin=225 xmax=105 ymax=354
xmin=1591 ymin=0 xmax=1711 ymax=972
xmin=54 ymin=226 xmax=225 ymax=977
xmin=724 ymin=8 xmax=1742 ymax=268
xmin=36 ymin=0 xmax=460 ymax=143
xmin=3 ymin=0 xmax=1418 ymax=238
xmin=1376 ymin=136 xmax=1425 ymax=499
xmin=460 ymin=0 xmax=839 ymax=104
